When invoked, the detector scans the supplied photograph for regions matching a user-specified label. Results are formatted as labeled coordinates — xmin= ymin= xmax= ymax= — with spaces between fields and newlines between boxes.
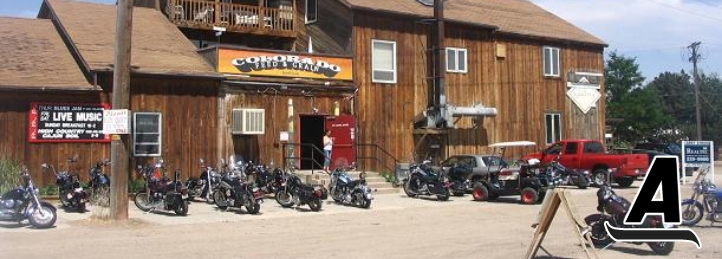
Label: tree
xmin=604 ymin=51 xmax=669 ymax=142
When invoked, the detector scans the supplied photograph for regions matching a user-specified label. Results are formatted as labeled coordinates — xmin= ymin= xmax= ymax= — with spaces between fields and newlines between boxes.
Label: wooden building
xmin=1 ymin=0 xmax=608 ymax=185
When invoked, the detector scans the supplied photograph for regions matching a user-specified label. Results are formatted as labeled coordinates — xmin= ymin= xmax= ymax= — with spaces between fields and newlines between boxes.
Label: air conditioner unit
xmin=232 ymin=109 xmax=265 ymax=135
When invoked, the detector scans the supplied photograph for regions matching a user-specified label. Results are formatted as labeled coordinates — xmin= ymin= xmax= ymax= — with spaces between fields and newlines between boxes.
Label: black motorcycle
xmin=403 ymin=160 xmax=451 ymax=201
xmin=88 ymin=159 xmax=111 ymax=207
xmin=1 ymin=165 xmax=57 ymax=228
xmin=584 ymin=182 xmax=675 ymax=255
xmin=544 ymin=158 xmax=590 ymax=189
xmin=133 ymin=159 xmax=189 ymax=216
xmin=329 ymin=165 xmax=373 ymax=209
xmin=212 ymin=159 xmax=263 ymax=214
xmin=275 ymin=170 xmax=328 ymax=212
xmin=446 ymin=163 xmax=473 ymax=196
xmin=247 ymin=161 xmax=283 ymax=195
xmin=44 ymin=161 xmax=87 ymax=213
xmin=185 ymin=159 xmax=220 ymax=202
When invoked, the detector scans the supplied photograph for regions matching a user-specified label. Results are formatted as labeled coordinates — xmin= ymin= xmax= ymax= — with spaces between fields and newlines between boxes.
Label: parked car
xmin=634 ymin=142 xmax=694 ymax=175
xmin=524 ymin=139 xmax=649 ymax=188
xmin=434 ymin=154 xmax=509 ymax=195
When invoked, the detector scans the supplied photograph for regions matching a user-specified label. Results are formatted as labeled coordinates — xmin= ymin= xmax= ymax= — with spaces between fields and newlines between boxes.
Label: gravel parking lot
xmin=1 ymin=167 xmax=720 ymax=259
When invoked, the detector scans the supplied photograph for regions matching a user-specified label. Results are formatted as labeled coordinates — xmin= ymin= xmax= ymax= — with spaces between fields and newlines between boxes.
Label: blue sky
xmin=1 ymin=0 xmax=720 ymax=82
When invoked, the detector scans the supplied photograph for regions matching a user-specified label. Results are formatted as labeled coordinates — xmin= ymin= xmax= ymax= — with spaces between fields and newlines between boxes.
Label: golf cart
xmin=471 ymin=141 xmax=555 ymax=205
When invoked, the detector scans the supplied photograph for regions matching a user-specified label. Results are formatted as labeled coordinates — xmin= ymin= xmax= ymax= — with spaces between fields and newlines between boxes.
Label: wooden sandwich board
xmin=525 ymin=189 xmax=599 ymax=259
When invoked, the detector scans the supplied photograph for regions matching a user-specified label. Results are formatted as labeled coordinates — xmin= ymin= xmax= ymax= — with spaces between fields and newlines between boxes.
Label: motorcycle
xmin=275 ymin=169 xmax=328 ymax=212
xmin=544 ymin=158 xmax=590 ymax=189
xmin=446 ymin=163 xmax=473 ymax=196
xmin=0 ymin=165 xmax=57 ymax=228
xmin=45 ymin=162 xmax=88 ymax=213
xmin=403 ymin=159 xmax=451 ymax=201
xmin=88 ymin=159 xmax=111 ymax=207
xmin=247 ymin=161 xmax=283 ymax=195
xmin=584 ymin=180 xmax=675 ymax=255
xmin=329 ymin=165 xmax=373 ymax=209
xmin=185 ymin=159 xmax=220 ymax=202
xmin=133 ymin=159 xmax=190 ymax=216
xmin=681 ymin=167 xmax=722 ymax=226
xmin=211 ymin=157 xmax=263 ymax=214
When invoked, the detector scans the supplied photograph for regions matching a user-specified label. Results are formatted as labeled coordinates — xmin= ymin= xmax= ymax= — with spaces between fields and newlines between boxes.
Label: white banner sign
xmin=102 ymin=109 xmax=131 ymax=135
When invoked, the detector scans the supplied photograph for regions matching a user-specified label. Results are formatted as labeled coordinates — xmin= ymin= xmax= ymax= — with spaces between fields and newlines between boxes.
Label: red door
xmin=325 ymin=115 xmax=356 ymax=170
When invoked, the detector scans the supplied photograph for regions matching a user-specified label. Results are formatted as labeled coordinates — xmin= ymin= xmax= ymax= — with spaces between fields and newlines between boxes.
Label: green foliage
xmin=0 ymin=156 xmax=23 ymax=194
xmin=378 ymin=170 xmax=396 ymax=183
xmin=40 ymin=184 xmax=58 ymax=196
xmin=129 ymin=179 xmax=145 ymax=193
xmin=604 ymin=51 xmax=670 ymax=142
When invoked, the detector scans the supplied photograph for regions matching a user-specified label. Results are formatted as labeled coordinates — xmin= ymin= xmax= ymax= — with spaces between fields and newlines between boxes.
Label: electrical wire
xmin=643 ymin=0 xmax=722 ymax=23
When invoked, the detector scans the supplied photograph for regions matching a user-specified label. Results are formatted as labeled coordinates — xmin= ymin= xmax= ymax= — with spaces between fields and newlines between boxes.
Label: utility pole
xmin=109 ymin=0 xmax=134 ymax=220
xmin=688 ymin=41 xmax=702 ymax=141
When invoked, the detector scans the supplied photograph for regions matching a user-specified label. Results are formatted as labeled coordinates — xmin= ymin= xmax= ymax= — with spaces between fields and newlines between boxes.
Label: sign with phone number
xmin=682 ymin=141 xmax=714 ymax=167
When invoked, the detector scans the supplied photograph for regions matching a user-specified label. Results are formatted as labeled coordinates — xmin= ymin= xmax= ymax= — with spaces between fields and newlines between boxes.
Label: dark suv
xmin=634 ymin=142 xmax=693 ymax=175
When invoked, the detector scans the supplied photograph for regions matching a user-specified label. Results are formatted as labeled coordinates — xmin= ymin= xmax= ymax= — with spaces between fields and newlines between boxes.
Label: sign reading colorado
xmin=218 ymin=48 xmax=353 ymax=81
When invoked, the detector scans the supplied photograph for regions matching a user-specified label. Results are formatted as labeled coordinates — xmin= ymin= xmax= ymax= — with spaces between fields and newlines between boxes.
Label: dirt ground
xmin=1 ymin=167 xmax=721 ymax=259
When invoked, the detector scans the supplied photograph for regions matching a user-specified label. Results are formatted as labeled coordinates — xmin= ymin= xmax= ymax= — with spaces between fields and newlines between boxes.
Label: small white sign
xmin=566 ymin=88 xmax=601 ymax=114
xmin=102 ymin=109 xmax=131 ymax=135
xmin=279 ymin=131 xmax=289 ymax=142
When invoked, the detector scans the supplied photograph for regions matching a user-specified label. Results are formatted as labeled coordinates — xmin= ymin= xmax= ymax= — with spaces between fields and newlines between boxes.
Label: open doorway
xmin=299 ymin=114 xmax=326 ymax=170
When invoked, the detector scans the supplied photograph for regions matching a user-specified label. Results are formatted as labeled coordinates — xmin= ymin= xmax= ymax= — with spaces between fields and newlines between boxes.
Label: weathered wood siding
xmin=294 ymin=0 xmax=353 ymax=55
xmin=218 ymin=86 xmax=353 ymax=166
xmin=0 ymin=90 xmax=109 ymax=187
xmin=353 ymin=11 xmax=605 ymax=169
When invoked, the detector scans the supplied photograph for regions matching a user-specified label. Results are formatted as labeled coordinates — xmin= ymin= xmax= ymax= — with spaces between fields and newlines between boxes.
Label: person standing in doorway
xmin=323 ymin=130 xmax=333 ymax=172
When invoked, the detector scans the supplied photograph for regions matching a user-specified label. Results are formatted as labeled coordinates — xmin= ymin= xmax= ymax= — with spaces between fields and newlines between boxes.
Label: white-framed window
xmin=305 ymin=0 xmax=318 ymax=24
xmin=543 ymin=46 xmax=560 ymax=77
xmin=371 ymin=39 xmax=397 ymax=84
xmin=446 ymin=47 xmax=467 ymax=73
xmin=545 ymin=113 xmax=562 ymax=145
xmin=133 ymin=112 xmax=162 ymax=157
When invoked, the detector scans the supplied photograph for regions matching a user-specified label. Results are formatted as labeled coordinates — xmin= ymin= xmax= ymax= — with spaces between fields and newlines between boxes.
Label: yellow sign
xmin=218 ymin=49 xmax=353 ymax=81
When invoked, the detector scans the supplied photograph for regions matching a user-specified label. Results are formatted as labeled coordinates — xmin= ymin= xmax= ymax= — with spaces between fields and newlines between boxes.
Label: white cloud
xmin=530 ymin=0 xmax=722 ymax=79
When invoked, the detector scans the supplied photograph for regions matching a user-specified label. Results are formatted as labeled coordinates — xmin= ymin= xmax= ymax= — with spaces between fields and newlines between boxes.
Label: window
xmin=545 ymin=143 xmax=563 ymax=155
xmin=133 ymin=112 xmax=162 ymax=157
xmin=305 ymin=0 xmax=317 ymax=24
xmin=371 ymin=39 xmax=397 ymax=83
xmin=564 ymin=142 xmax=578 ymax=155
xmin=583 ymin=142 xmax=605 ymax=154
xmin=446 ymin=47 xmax=467 ymax=73
xmin=545 ymin=113 xmax=562 ymax=145
xmin=543 ymin=46 xmax=560 ymax=77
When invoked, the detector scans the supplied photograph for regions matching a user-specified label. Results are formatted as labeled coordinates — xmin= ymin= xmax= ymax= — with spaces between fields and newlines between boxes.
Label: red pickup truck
xmin=523 ymin=139 xmax=649 ymax=187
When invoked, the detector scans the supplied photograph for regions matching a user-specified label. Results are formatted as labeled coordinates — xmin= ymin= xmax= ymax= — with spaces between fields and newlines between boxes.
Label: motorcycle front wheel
xmin=245 ymin=197 xmax=260 ymax=215
xmin=359 ymin=198 xmax=371 ymax=209
xmin=308 ymin=199 xmax=322 ymax=212
xmin=133 ymin=191 xmax=153 ymax=212
xmin=681 ymin=201 xmax=704 ymax=226
xmin=648 ymin=242 xmax=674 ymax=255
xmin=275 ymin=190 xmax=294 ymax=208
xmin=212 ymin=190 xmax=228 ymax=210
xmin=436 ymin=189 xmax=450 ymax=201
xmin=403 ymin=180 xmax=416 ymax=198
xmin=174 ymin=201 xmax=188 ymax=216
xmin=28 ymin=202 xmax=57 ymax=229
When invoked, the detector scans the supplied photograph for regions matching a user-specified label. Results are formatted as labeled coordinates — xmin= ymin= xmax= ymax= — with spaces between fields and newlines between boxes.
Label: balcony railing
xmin=166 ymin=0 xmax=295 ymax=35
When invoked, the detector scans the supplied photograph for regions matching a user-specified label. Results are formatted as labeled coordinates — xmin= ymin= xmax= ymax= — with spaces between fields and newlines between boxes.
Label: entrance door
xmin=325 ymin=115 xmax=357 ymax=170
xmin=299 ymin=115 xmax=325 ymax=170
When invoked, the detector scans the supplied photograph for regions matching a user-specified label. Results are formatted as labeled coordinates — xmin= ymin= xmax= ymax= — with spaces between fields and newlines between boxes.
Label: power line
xmin=690 ymin=0 xmax=722 ymax=9
xmin=644 ymin=0 xmax=722 ymax=23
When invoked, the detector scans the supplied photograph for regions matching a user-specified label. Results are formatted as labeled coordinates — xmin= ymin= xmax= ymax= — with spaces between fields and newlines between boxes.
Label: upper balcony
xmin=164 ymin=0 xmax=297 ymax=38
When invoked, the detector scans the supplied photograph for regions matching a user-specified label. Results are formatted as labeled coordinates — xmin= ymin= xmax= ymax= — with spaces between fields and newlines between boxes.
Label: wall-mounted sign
xmin=566 ymin=71 xmax=602 ymax=89
xmin=566 ymin=88 xmax=601 ymax=114
xmin=218 ymin=48 xmax=353 ymax=81
xmin=28 ymin=103 xmax=111 ymax=143
xmin=103 ymin=109 xmax=131 ymax=135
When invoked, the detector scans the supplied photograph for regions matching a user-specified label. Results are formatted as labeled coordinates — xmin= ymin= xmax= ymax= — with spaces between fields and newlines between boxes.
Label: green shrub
xmin=129 ymin=179 xmax=145 ymax=193
xmin=40 ymin=184 xmax=58 ymax=196
xmin=379 ymin=170 xmax=396 ymax=183
xmin=0 ymin=156 xmax=23 ymax=194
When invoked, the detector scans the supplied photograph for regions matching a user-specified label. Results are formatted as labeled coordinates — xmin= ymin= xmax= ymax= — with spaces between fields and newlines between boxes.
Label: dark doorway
xmin=299 ymin=114 xmax=326 ymax=170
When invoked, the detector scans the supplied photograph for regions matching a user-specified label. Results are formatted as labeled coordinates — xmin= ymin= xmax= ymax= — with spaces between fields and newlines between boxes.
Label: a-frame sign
xmin=525 ymin=189 xmax=599 ymax=259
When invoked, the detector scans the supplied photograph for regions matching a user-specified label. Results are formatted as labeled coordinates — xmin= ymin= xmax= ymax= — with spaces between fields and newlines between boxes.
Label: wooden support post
xmin=108 ymin=0 xmax=134 ymax=221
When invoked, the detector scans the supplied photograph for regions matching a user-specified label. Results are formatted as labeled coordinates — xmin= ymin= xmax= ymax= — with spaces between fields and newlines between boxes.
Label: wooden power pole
xmin=109 ymin=0 xmax=134 ymax=220
xmin=688 ymin=41 xmax=702 ymax=141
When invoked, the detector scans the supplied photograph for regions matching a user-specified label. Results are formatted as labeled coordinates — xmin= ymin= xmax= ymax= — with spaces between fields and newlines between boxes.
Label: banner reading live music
xmin=28 ymin=102 xmax=111 ymax=143
xmin=218 ymin=48 xmax=353 ymax=81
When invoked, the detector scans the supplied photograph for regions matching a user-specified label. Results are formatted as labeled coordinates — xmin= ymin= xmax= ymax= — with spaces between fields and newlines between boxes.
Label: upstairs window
xmin=305 ymin=0 xmax=317 ymax=24
xmin=446 ymin=47 xmax=467 ymax=73
xmin=371 ymin=39 xmax=397 ymax=84
xmin=543 ymin=46 xmax=560 ymax=77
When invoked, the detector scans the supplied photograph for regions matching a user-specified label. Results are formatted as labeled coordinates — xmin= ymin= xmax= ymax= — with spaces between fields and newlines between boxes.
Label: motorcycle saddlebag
xmin=312 ymin=184 xmax=328 ymax=200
